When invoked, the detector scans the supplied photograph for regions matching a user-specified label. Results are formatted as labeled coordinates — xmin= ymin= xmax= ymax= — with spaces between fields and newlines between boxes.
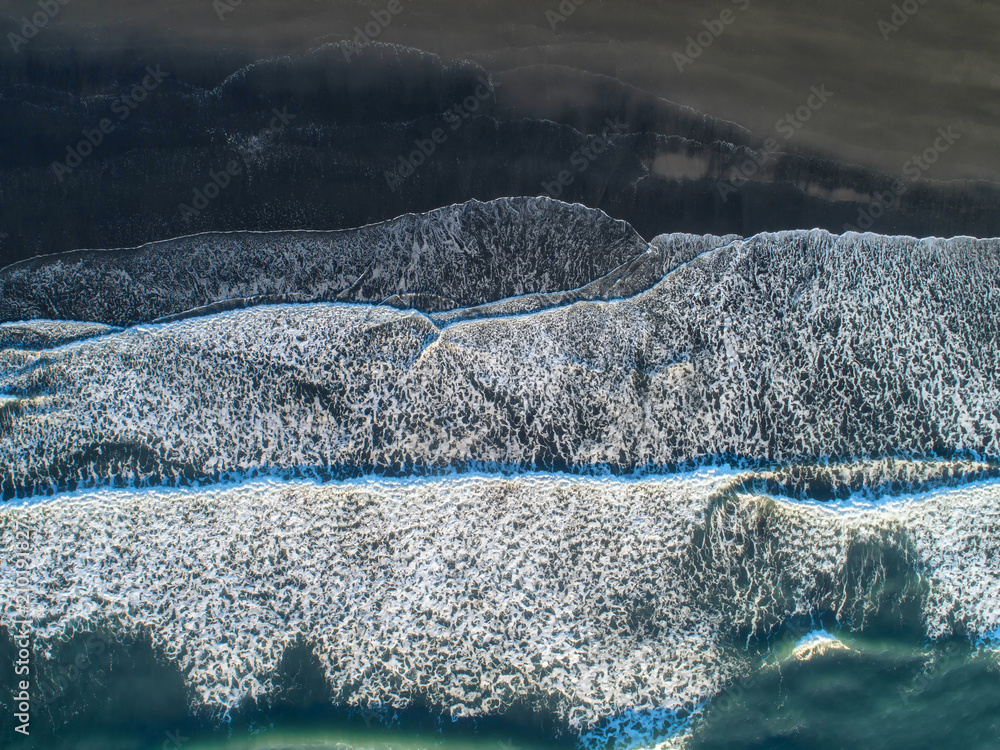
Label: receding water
xmin=15 ymin=631 xmax=1000 ymax=750
xmin=691 ymin=635 xmax=1000 ymax=750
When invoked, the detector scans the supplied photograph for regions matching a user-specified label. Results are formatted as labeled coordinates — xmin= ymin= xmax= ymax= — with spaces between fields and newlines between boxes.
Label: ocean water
xmin=2 ymin=1 xmax=1000 ymax=739
xmin=3 ymin=471 xmax=1000 ymax=750
xmin=1 ymin=198 xmax=999 ymax=748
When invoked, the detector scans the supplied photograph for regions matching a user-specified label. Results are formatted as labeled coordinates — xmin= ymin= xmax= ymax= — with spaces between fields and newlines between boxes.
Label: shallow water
xmin=16 ymin=630 xmax=1000 ymax=750
xmin=2 ymin=466 xmax=999 ymax=749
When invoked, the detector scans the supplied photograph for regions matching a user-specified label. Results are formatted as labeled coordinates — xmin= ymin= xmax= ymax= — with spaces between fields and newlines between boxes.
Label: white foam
xmin=760 ymin=480 xmax=1000 ymax=641
xmin=2 ymin=232 xmax=997 ymax=498
xmin=0 ymin=473 xmax=731 ymax=748
xmin=3 ymin=472 xmax=999 ymax=748
xmin=792 ymin=630 xmax=850 ymax=660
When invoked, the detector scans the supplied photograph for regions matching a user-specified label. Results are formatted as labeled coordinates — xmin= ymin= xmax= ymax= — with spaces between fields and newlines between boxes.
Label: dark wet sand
xmin=5 ymin=0 xmax=998 ymax=181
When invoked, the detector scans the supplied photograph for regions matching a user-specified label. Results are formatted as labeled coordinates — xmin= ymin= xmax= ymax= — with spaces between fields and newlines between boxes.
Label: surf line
xmin=8 ymin=513 xmax=33 ymax=736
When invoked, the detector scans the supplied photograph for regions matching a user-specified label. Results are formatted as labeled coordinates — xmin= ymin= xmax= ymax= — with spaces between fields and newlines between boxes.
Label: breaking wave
xmin=1 ymin=198 xmax=998 ymax=748
xmin=2 ymin=473 xmax=999 ymax=748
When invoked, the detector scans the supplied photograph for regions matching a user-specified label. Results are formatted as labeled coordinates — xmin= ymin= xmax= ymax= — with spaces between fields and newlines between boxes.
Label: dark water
xmin=5 ymin=624 xmax=999 ymax=750
xmin=2 ymin=1 xmax=1000 ymax=262
xmin=692 ymin=636 xmax=1000 ymax=750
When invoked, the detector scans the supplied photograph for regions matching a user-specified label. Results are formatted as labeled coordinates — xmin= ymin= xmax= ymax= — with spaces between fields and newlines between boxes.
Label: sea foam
xmin=2 ymin=472 xmax=998 ymax=747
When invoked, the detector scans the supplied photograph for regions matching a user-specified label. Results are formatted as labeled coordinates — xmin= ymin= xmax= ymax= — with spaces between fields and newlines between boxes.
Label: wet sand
xmin=4 ymin=0 xmax=998 ymax=181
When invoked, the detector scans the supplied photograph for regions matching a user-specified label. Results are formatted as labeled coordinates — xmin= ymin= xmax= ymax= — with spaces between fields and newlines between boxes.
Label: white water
xmin=2 ymin=472 xmax=998 ymax=748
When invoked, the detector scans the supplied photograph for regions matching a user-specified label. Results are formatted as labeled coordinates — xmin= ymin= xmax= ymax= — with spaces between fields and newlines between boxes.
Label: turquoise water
xmin=691 ymin=635 xmax=1000 ymax=750
xmin=12 ymin=631 xmax=998 ymax=750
